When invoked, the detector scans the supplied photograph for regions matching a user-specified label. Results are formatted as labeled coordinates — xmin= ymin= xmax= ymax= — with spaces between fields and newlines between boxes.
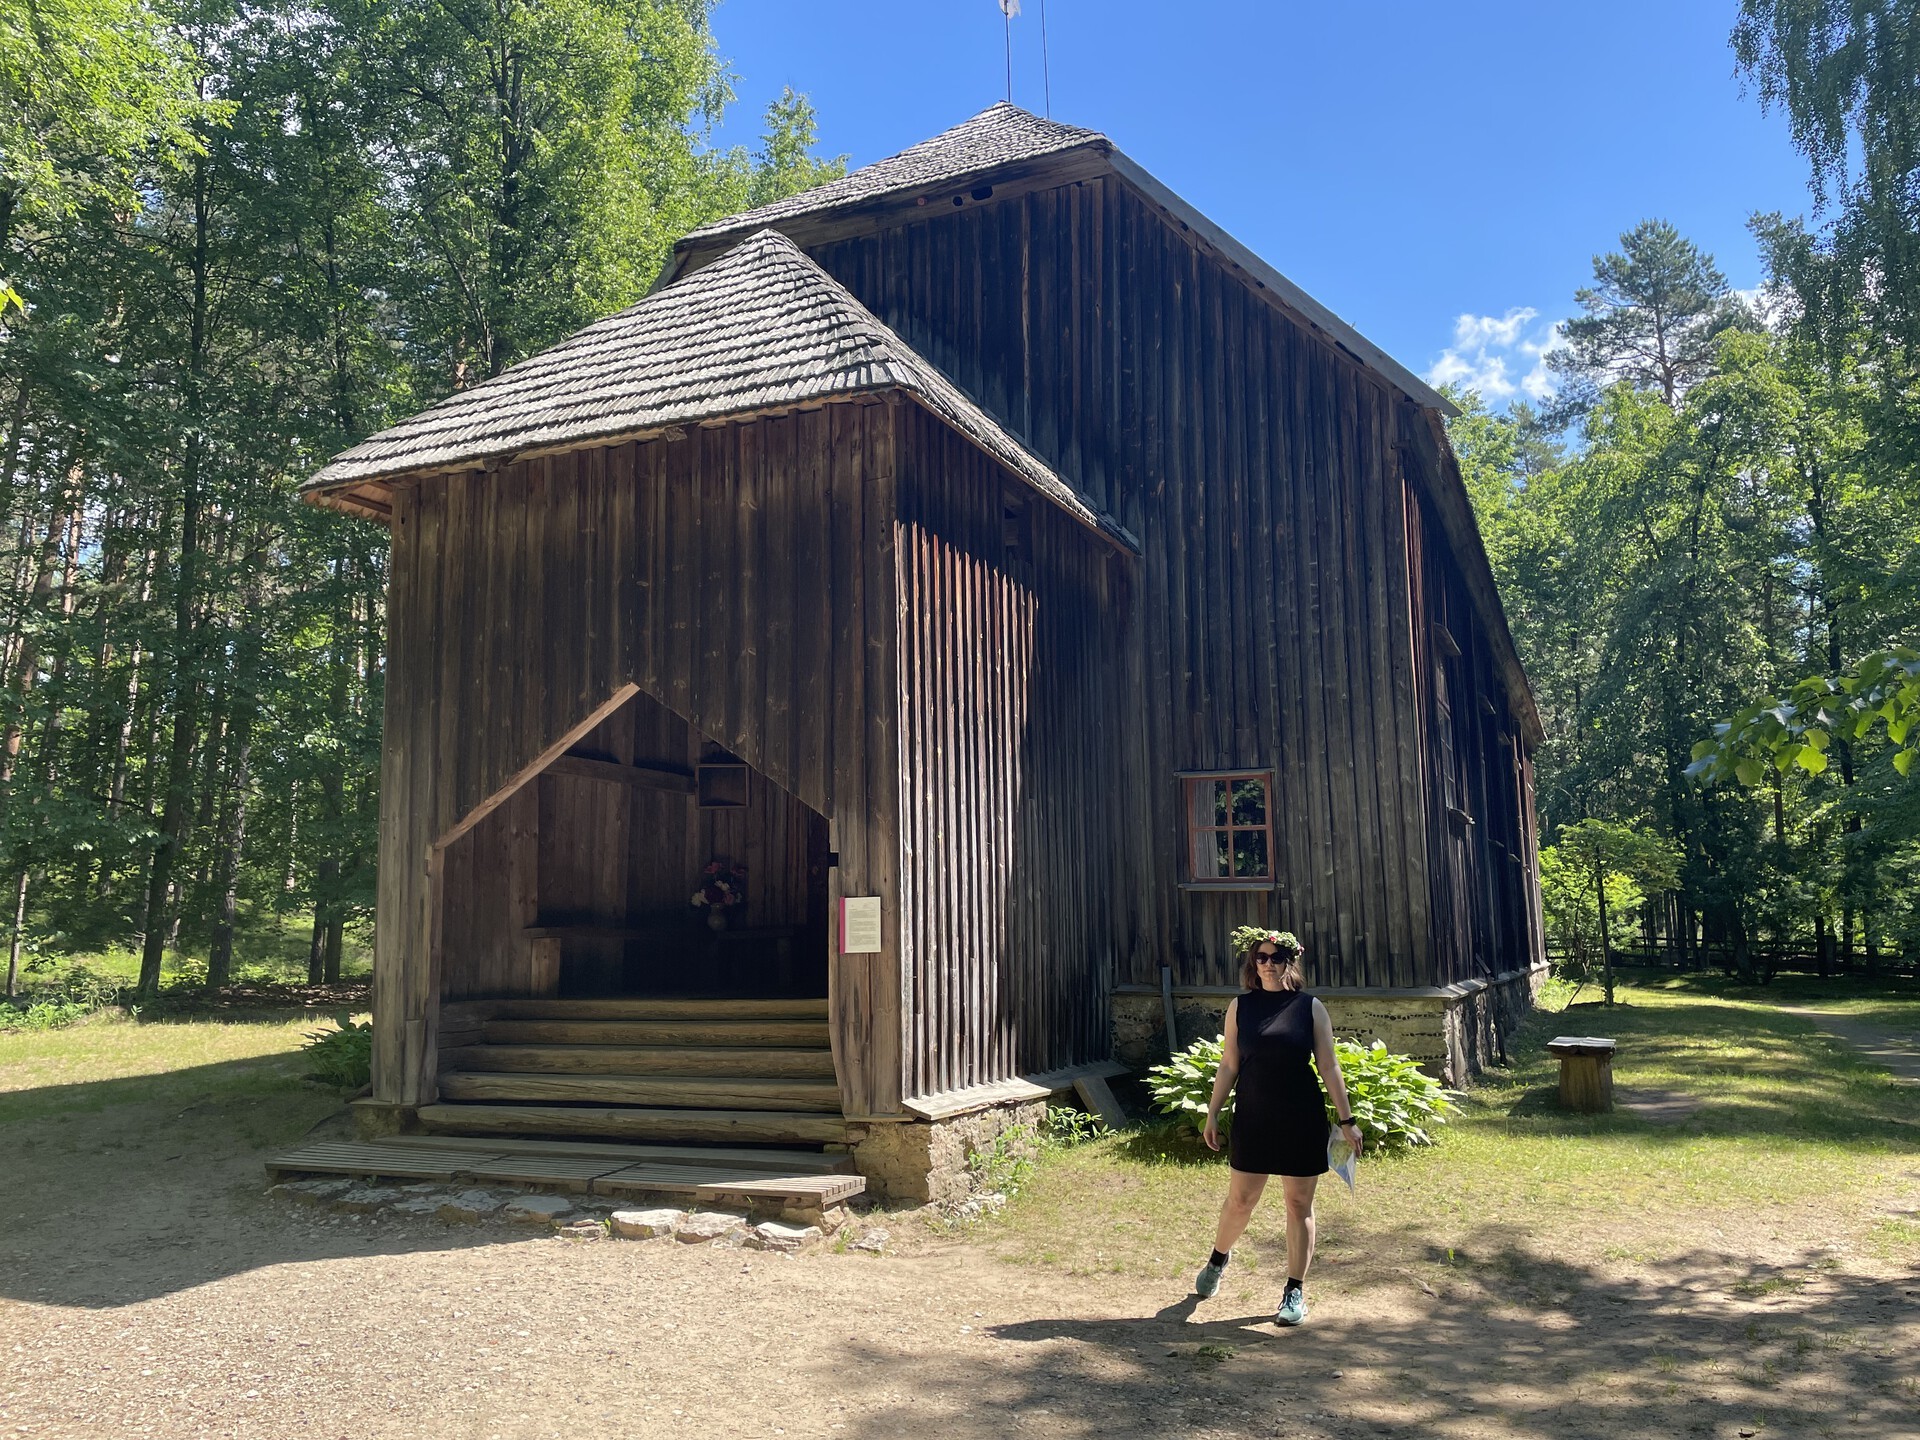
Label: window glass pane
xmin=1203 ymin=831 xmax=1231 ymax=879
xmin=1231 ymin=778 xmax=1267 ymax=827
xmin=1233 ymin=831 xmax=1269 ymax=879
xmin=1211 ymin=780 xmax=1229 ymax=828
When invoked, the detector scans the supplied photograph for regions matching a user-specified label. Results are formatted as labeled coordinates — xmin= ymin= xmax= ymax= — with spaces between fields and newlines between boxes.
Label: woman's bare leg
xmin=1211 ymin=1170 xmax=1269 ymax=1253
xmin=1280 ymin=1175 xmax=1319 ymax=1283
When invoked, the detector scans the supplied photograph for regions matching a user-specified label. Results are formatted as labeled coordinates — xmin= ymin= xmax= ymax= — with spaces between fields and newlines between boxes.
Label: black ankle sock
xmin=1208 ymin=1249 xmax=1230 ymax=1268
xmin=1285 ymin=1276 xmax=1303 ymax=1293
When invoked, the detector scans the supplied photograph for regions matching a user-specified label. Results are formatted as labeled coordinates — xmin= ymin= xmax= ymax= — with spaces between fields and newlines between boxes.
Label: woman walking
xmin=1195 ymin=927 xmax=1362 ymax=1327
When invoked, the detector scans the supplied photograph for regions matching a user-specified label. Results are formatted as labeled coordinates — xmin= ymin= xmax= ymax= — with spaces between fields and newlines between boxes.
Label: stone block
xmin=609 ymin=1208 xmax=684 ymax=1240
xmin=674 ymin=1210 xmax=747 ymax=1243
xmin=334 ymin=1186 xmax=401 ymax=1214
xmin=271 ymin=1178 xmax=353 ymax=1206
xmin=852 ymin=1099 xmax=1045 ymax=1205
xmin=390 ymin=1194 xmax=445 ymax=1217
xmin=503 ymin=1194 xmax=574 ymax=1225
xmin=437 ymin=1189 xmax=504 ymax=1223
xmin=746 ymin=1221 xmax=823 ymax=1252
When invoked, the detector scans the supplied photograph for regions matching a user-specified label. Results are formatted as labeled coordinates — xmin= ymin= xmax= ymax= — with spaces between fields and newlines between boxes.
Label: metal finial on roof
xmin=999 ymin=0 xmax=1019 ymax=102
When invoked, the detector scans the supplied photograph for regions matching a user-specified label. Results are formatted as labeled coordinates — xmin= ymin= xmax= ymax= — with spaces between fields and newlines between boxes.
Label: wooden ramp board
xmin=265 ymin=1139 xmax=866 ymax=1208
xmin=265 ymin=1141 xmax=502 ymax=1182
xmin=416 ymin=1102 xmax=850 ymax=1145
xmin=388 ymin=1133 xmax=855 ymax=1174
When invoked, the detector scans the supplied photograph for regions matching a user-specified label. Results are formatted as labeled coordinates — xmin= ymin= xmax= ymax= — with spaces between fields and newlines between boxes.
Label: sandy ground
xmin=2 ymin=1013 xmax=1916 ymax=1440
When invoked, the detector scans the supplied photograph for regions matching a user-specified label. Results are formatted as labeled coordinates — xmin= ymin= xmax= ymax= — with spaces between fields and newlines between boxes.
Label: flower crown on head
xmin=1230 ymin=925 xmax=1302 ymax=957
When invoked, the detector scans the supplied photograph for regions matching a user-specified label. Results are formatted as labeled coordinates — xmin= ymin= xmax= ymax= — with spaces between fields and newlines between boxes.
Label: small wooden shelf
xmin=696 ymin=762 xmax=750 ymax=808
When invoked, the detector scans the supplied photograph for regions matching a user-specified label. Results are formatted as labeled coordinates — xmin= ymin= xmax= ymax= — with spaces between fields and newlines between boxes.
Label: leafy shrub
xmin=1146 ymin=1035 xmax=1230 ymax=1139
xmin=1 ymin=963 xmax=129 ymax=1029
xmin=1327 ymin=1039 xmax=1459 ymax=1150
xmin=0 ymin=999 xmax=94 ymax=1031
xmin=1145 ymin=1033 xmax=1459 ymax=1152
xmin=302 ymin=1017 xmax=373 ymax=1089
xmin=1043 ymin=1104 xmax=1109 ymax=1147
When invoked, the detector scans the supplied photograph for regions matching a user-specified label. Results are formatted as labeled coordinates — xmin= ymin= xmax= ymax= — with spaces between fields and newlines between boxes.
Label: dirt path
xmin=2 ymin=1125 xmax=1917 ymax=1440
xmin=1784 ymin=1006 xmax=1920 ymax=1086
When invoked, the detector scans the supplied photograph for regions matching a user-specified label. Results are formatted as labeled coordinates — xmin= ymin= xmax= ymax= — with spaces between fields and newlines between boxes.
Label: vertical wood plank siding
xmin=806 ymin=178 xmax=1516 ymax=990
xmin=374 ymin=404 xmax=902 ymax=1115
xmin=894 ymin=407 xmax=1122 ymax=1096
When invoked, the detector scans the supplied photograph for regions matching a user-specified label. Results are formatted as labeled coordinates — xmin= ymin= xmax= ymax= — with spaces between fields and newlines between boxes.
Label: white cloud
xmin=1425 ymin=307 xmax=1563 ymax=406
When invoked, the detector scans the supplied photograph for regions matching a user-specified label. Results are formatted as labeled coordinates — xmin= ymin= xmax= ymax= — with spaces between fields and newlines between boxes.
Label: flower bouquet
xmin=691 ymin=860 xmax=748 ymax=930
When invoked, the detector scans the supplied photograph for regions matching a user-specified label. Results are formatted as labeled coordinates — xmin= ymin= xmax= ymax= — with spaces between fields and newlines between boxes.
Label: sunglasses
xmin=1254 ymin=951 xmax=1291 ymax=965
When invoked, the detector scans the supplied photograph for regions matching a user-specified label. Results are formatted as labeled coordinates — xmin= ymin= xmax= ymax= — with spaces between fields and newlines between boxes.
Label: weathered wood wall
xmin=805 ymin=177 xmax=1467 ymax=989
xmin=893 ymin=407 xmax=1124 ymax=1096
xmin=373 ymin=402 xmax=902 ymax=1116
xmin=1404 ymin=483 xmax=1542 ymax=986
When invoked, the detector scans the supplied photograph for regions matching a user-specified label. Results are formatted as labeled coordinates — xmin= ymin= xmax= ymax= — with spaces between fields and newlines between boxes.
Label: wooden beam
xmin=546 ymin=754 xmax=694 ymax=792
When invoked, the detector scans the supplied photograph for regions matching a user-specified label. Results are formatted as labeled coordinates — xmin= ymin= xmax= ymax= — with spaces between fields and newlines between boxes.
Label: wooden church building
xmin=304 ymin=104 xmax=1546 ymax=1196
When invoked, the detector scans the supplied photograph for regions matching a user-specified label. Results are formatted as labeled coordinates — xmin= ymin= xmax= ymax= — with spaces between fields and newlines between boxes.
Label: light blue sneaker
xmin=1275 ymin=1285 xmax=1309 ymax=1326
xmin=1194 ymin=1260 xmax=1226 ymax=1299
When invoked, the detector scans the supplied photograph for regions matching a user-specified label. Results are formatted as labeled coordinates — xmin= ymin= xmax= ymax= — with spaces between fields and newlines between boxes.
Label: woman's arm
xmin=1312 ymin=998 xmax=1365 ymax=1155
xmin=1202 ymin=999 xmax=1241 ymax=1152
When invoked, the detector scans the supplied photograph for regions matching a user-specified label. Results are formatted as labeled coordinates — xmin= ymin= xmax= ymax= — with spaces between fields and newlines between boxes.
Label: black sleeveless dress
xmin=1228 ymin=987 xmax=1330 ymax=1177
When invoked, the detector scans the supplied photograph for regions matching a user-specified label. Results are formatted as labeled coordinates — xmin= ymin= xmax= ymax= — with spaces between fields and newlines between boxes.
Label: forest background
xmin=0 ymin=0 xmax=1914 ymax=1002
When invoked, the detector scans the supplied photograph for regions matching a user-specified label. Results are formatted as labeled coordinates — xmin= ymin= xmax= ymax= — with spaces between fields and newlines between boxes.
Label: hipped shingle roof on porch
xmin=301 ymin=229 xmax=1135 ymax=552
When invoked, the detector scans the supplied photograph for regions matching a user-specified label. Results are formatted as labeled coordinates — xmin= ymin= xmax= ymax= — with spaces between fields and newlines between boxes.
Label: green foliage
xmin=1145 ymin=1034 xmax=1228 ymax=1139
xmin=1 ymin=961 xmax=128 ymax=1029
xmin=1688 ymin=649 xmax=1920 ymax=783
xmin=1321 ymin=1039 xmax=1459 ymax=1151
xmin=1539 ymin=845 xmax=1645 ymax=973
xmin=1145 ymin=1033 xmax=1458 ymax=1153
xmin=300 ymin=1017 xmax=372 ymax=1089
xmin=965 ymin=1125 xmax=1038 ymax=1199
xmin=1042 ymin=1104 xmax=1109 ymax=1147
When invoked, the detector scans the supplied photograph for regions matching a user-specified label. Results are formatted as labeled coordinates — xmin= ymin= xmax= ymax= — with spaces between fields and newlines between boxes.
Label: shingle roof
xmin=302 ymin=230 xmax=1133 ymax=549
xmin=682 ymin=102 xmax=1103 ymax=245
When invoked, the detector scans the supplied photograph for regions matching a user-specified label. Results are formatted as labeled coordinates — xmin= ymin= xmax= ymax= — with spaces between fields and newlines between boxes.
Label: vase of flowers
xmin=691 ymin=860 xmax=748 ymax=930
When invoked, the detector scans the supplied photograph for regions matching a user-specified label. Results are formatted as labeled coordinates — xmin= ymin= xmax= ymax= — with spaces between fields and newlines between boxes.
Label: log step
xmin=481 ymin=1019 xmax=831 ymax=1048
xmin=444 ymin=1044 xmax=838 ymax=1079
xmin=416 ymin=1103 xmax=849 ymax=1145
xmin=487 ymin=997 xmax=828 ymax=1022
xmin=436 ymin=1071 xmax=844 ymax=1111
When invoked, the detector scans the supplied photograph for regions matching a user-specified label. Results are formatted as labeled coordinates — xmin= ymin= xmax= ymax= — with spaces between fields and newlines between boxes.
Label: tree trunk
xmin=137 ymin=143 xmax=212 ymax=999
xmin=206 ymin=729 xmax=252 ymax=990
xmin=5 ymin=868 xmax=26 ymax=998
xmin=1595 ymin=865 xmax=1615 ymax=1005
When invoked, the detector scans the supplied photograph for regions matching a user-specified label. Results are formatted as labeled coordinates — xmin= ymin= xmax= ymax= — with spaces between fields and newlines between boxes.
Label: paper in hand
xmin=1326 ymin=1123 xmax=1358 ymax=1193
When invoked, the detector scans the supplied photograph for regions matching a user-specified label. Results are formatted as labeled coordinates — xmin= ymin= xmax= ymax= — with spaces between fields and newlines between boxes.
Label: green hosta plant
xmin=1321 ymin=1040 xmax=1459 ymax=1150
xmin=1146 ymin=1034 xmax=1230 ymax=1138
xmin=302 ymin=1018 xmax=373 ymax=1089
xmin=1147 ymin=1033 xmax=1458 ymax=1151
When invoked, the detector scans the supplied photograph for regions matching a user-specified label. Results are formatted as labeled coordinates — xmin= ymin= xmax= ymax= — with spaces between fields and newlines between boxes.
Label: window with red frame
xmin=1182 ymin=771 xmax=1275 ymax=884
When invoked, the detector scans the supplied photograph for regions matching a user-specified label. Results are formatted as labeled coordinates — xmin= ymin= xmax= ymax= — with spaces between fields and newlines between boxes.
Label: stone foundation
xmin=1112 ymin=962 xmax=1548 ymax=1086
xmin=850 ymin=1099 xmax=1048 ymax=1206
xmin=349 ymin=1098 xmax=419 ymax=1138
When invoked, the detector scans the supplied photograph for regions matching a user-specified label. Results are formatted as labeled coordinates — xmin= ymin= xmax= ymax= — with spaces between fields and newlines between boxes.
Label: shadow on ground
xmin=825 ymin=1231 xmax=1920 ymax=1439
xmin=0 ymin=1052 xmax=537 ymax=1309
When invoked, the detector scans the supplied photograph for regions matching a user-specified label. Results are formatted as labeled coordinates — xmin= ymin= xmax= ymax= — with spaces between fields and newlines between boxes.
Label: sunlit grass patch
xmin=985 ymin=977 xmax=1920 ymax=1280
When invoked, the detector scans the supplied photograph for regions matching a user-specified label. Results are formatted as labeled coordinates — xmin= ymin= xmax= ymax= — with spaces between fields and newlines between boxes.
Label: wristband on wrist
xmin=1336 ymin=1115 xmax=1355 ymax=1127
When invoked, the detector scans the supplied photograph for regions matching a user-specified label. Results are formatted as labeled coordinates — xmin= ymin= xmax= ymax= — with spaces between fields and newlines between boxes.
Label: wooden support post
xmin=1547 ymin=1035 xmax=1616 ymax=1114
xmin=530 ymin=938 xmax=562 ymax=997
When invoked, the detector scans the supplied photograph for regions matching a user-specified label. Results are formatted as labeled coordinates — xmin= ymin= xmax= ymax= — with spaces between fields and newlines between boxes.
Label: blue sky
xmin=705 ymin=1 xmax=1815 ymax=406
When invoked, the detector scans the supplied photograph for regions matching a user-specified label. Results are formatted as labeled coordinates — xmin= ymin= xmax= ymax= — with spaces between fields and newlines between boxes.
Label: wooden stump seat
xmin=1547 ymin=1035 xmax=1616 ymax=1114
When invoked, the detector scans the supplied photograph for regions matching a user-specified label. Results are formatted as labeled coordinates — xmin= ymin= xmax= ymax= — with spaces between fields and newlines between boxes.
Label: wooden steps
xmin=480 ymin=1018 xmax=830 ymax=1047
xmin=444 ymin=1044 xmax=837 ymax=1078
xmin=486 ymin=997 xmax=828 ymax=1021
xmin=266 ymin=1135 xmax=864 ymax=1210
xmin=423 ymin=995 xmax=846 ymax=1148
xmin=417 ymin=1103 xmax=849 ymax=1145
xmin=436 ymin=1072 xmax=843 ymax=1111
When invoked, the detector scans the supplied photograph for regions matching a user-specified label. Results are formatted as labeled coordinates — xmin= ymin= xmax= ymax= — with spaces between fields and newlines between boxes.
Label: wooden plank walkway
xmin=265 ymin=1136 xmax=865 ymax=1209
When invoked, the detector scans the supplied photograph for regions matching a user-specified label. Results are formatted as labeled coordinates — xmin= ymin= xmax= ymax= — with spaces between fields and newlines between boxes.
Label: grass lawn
xmin=989 ymin=974 xmax=1920 ymax=1285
